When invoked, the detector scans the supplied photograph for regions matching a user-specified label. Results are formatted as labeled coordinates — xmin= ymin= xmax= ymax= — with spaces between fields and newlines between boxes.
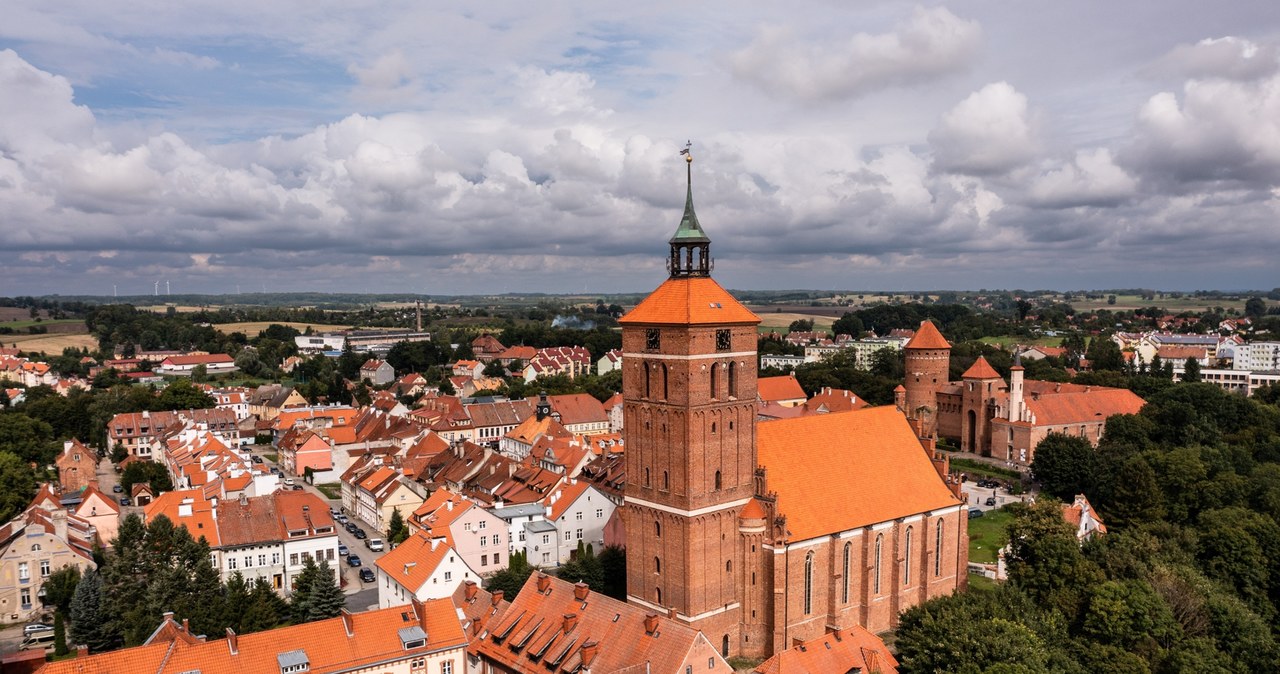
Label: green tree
xmin=386 ymin=508 xmax=409 ymax=545
xmin=0 ymin=451 xmax=37 ymax=524
xmin=70 ymin=568 xmax=112 ymax=652
xmin=304 ymin=560 xmax=345 ymax=622
xmin=290 ymin=556 xmax=321 ymax=623
xmin=156 ymin=379 xmax=215 ymax=410
xmin=555 ymin=541 xmax=604 ymax=592
xmin=1030 ymin=434 xmax=1097 ymax=501
xmin=120 ymin=460 xmax=173 ymax=495
xmin=43 ymin=565 xmax=81 ymax=616
xmin=1103 ymin=456 xmax=1165 ymax=528
xmin=53 ymin=610 xmax=69 ymax=656
xmin=1081 ymin=579 xmax=1180 ymax=649
xmin=242 ymin=577 xmax=290 ymax=632
xmin=1245 ymin=296 xmax=1267 ymax=319
xmin=0 ymin=412 xmax=57 ymax=464
xmin=1182 ymin=357 xmax=1201 ymax=382
xmin=486 ymin=550 xmax=534 ymax=599
xmin=831 ymin=313 xmax=864 ymax=338
xmin=598 ymin=545 xmax=627 ymax=600
xmin=1005 ymin=500 xmax=1103 ymax=618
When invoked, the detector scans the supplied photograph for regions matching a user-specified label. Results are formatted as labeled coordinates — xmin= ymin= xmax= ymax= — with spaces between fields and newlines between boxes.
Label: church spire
xmin=668 ymin=142 xmax=712 ymax=278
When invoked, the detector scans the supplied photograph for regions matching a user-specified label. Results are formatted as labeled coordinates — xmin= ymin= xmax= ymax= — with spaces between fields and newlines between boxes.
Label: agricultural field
xmin=977 ymin=335 xmax=1064 ymax=349
xmin=135 ymin=304 xmax=216 ymax=313
xmin=0 ymin=332 xmax=99 ymax=353
xmin=1064 ymin=294 xmax=1264 ymax=313
xmin=754 ymin=312 xmax=838 ymax=331
xmin=213 ymin=321 xmax=353 ymax=336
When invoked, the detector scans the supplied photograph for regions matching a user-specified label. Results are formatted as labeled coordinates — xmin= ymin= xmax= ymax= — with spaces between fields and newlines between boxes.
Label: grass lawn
xmin=948 ymin=456 xmax=1022 ymax=480
xmin=968 ymin=507 xmax=1014 ymax=564
xmin=967 ymin=574 xmax=998 ymax=593
xmin=314 ymin=482 xmax=342 ymax=500
xmin=977 ymin=335 xmax=1062 ymax=349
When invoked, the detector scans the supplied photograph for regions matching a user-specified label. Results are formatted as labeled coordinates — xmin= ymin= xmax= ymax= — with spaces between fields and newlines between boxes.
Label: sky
xmin=1 ymin=1 xmax=1278 ymax=297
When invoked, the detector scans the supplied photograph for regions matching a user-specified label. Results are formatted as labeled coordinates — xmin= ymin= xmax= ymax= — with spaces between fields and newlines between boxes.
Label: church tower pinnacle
xmin=668 ymin=143 xmax=712 ymax=278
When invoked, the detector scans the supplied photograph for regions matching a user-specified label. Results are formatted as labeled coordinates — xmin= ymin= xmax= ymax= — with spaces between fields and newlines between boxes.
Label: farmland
xmin=213 ymin=321 xmax=353 ymax=337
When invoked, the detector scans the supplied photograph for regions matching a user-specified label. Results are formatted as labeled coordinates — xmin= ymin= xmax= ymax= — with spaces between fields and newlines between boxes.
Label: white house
xmin=374 ymin=534 xmax=479 ymax=608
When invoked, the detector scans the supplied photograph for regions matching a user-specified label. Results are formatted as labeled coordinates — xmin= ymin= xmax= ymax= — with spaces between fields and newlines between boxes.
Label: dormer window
xmin=277 ymin=649 xmax=309 ymax=673
xmin=399 ymin=626 xmax=428 ymax=650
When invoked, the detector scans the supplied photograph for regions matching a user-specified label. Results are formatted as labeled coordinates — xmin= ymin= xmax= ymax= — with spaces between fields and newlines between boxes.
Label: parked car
xmin=111 ymin=484 xmax=123 ymax=493
xmin=23 ymin=623 xmax=53 ymax=636
xmin=335 ymin=514 xmax=348 ymax=524
xmin=251 ymin=455 xmax=263 ymax=464
xmin=20 ymin=631 xmax=56 ymax=651
xmin=365 ymin=538 xmax=384 ymax=552
xmin=119 ymin=496 xmax=131 ymax=506
xmin=985 ymin=497 xmax=998 ymax=506
xmin=358 ymin=568 xmax=375 ymax=583
xmin=968 ymin=508 xmax=984 ymax=519
xmin=345 ymin=521 xmax=359 ymax=534
xmin=346 ymin=555 xmax=362 ymax=567
xmin=284 ymin=478 xmax=295 ymax=487
xmin=353 ymin=528 xmax=367 ymax=540
xmin=338 ymin=544 xmax=349 ymax=556
xmin=291 ymin=484 xmax=304 ymax=491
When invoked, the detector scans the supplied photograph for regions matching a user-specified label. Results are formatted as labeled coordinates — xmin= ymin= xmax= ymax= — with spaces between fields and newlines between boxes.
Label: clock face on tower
xmin=646 ymin=328 xmax=661 ymax=351
xmin=716 ymin=329 xmax=731 ymax=351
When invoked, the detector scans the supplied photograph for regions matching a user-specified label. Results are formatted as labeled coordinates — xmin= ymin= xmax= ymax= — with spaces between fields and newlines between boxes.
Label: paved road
xmin=254 ymin=452 xmax=390 ymax=596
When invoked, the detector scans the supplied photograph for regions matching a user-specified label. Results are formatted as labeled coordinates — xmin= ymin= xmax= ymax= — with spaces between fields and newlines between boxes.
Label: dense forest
xmin=896 ymin=382 xmax=1280 ymax=673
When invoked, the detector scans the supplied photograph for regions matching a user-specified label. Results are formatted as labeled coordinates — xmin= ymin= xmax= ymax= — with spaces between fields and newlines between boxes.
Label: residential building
xmin=406 ymin=489 xmax=510 ymax=575
xmin=375 ymin=534 xmax=480 ymax=607
xmin=547 ymin=392 xmax=610 ymax=435
xmin=73 ymin=484 xmax=121 ymax=547
xmin=155 ymin=353 xmax=238 ymax=376
xmin=360 ymin=358 xmax=396 ymax=385
xmin=525 ymin=479 xmax=614 ymax=568
xmin=55 ymin=439 xmax=97 ymax=493
xmin=596 ymin=348 xmax=623 ymax=375
xmin=347 ymin=464 xmax=425 ymax=534
xmin=467 ymin=573 xmax=732 ymax=674
xmin=37 ymin=597 xmax=467 ymax=674
xmin=756 ymin=374 xmax=807 ymax=407
xmin=471 ymin=334 xmax=507 ymax=363
xmin=144 ymin=489 xmax=339 ymax=594
xmin=0 ymin=493 xmax=96 ymax=621
xmin=106 ymin=408 xmax=240 ymax=460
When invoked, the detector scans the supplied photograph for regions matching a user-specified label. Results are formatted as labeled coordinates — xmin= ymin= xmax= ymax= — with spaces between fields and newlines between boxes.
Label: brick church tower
xmin=619 ymin=149 xmax=760 ymax=651
xmin=899 ymin=320 xmax=951 ymax=438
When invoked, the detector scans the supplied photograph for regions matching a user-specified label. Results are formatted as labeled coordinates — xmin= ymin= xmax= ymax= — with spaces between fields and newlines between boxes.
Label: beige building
xmin=0 ymin=498 xmax=96 ymax=621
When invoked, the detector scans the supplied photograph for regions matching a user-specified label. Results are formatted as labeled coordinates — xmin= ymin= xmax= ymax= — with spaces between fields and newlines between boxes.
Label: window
xmin=244 ymin=555 xmax=252 ymax=568
xmin=542 ymin=535 xmax=550 ymax=545
xmin=661 ymin=364 xmax=669 ymax=400
xmin=645 ymin=365 xmax=651 ymax=398
xmin=576 ymin=529 xmax=583 ymax=540
xmin=20 ymin=589 xmax=31 ymax=607
xmin=716 ymin=329 xmax=731 ymax=352
xmin=444 ymin=571 xmax=452 ymax=582
xmin=441 ymin=662 xmax=453 ymax=674
xmin=656 ymin=587 xmax=662 ymax=603
xmin=272 ymin=553 xmax=281 ymax=565
xmin=728 ymin=362 xmax=737 ymax=397
xmin=655 ymin=557 xmax=662 ymax=573
xmin=654 ymin=521 xmax=662 ymax=537
xmin=564 ymin=531 xmax=571 ymax=541
xmin=481 ymin=555 xmax=488 ymax=566
xmin=644 ymin=468 xmax=651 ymax=487
xmin=842 ymin=542 xmax=851 ymax=604
xmin=646 ymin=329 xmax=661 ymax=351
xmin=18 ymin=562 xmax=29 ymax=581
xmin=576 ymin=512 xmax=583 ymax=521
xmin=596 ymin=508 xmax=603 ymax=518
xmin=228 ymin=558 xmax=237 ymax=570
xmin=663 ymin=471 xmax=669 ymax=491
xmin=803 ymin=552 xmax=813 ymax=614
xmin=478 ymin=521 xmax=486 ymax=529
xmin=904 ymin=527 xmax=913 ymax=585
xmin=30 ymin=544 xmax=40 ymax=552
xmin=935 ymin=521 xmax=944 ymax=577
xmin=874 ymin=534 xmax=883 ymax=594
xmin=714 ymin=470 xmax=721 ymax=491
xmin=725 ymin=559 xmax=732 ymax=573
xmin=290 ymin=553 xmax=299 ymax=566
xmin=464 ymin=522 xmax=471 ymax=531
xmin=39 ymin=560 xmax=50 ymax=577
xmin=259 ymin=554 xmax=267 ymax=566
xmin=495 ymin=553 xmax=501 ymax=565
xmin=710 ymin=363 xmax=719 ymax=399
xmin=710 ymin=422 xmax=716 ymax=434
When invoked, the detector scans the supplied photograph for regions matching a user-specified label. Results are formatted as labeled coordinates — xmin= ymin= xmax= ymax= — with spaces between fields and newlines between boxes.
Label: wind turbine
xmin=166 ymin=280 xmax=170 ymax=296
xmin=154 ymin=281 xmax=159 ymax=296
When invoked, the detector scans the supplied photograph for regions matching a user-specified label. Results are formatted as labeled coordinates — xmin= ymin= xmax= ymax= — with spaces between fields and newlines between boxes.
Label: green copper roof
xmin=669 ymin=161 xmax=710 ymax=244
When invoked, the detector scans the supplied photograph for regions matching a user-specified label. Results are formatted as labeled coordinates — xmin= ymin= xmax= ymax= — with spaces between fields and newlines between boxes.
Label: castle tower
xmin=959 ymin=356 xmax=1003 ymax=455
xmin=1008 ymin=354 xmax=1026 ymax=423
xmin=901 ymin=320 xmax=951 ymax=438
xmin=619 ymin=148 xmax=760 ymax=656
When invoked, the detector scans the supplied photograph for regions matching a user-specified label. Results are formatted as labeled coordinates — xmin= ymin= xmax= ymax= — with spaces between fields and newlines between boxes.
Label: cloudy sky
xmin=2 ymin=1 xmax=1278 ymax=296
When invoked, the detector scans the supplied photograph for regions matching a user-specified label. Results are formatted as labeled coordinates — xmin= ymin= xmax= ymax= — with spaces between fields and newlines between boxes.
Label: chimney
xmin=643 ymin=614 xmax=659 ymax=635
xmin=464 ymin=580 xmax=478 ymax=602
xmin=226 ymin=627 xmax=238 ymax=654
xmin=573 ymin=581 xmax=589 ymax=602
xmin=491 ymin=590 xmax=504 ymax=606
xmin=340 ymin=610 xmax=354 ymax=637
xmin=77 ymin=645 xmax=89 ymax=657
xmin=536 ymin=573 xmax=551 ymax=593
xmin=562 ymin=612 xmax=579 ymax=633
xmin=239 ymin=492 xmax=248 ymax=506
xmin=182 ymin=618 xmax=190 ymax=633
xmin=580 ymin=640 xmax=599 ymax=667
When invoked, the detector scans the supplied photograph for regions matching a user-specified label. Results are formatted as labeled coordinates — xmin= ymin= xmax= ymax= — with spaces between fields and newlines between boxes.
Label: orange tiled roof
xmin=757 ymin=375 xmax=807 ymax=403
xmin=758 ymin=407 xmax=960 ymax=540
xmin=375 ymin=533 xmax=458 ymax=592
xmin=739 ymin=498 xmax=767 ymax=520
xmin=548 ymin=393 xmax=608 ymax=426
xmin=961 ymin=356 xmax=1002 ymax=380
xmin=619 ymin=277 xmax=759 ymax=326
xmin=753 ymin=623 xmax=898 ymax=674
xmin=544 ymin=479 xmax=592 ymax=522
xmin=905 ymin=320 xmax=949 ymax=349
xmin=1025 ymin=387 xmax=1145 ymax=426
